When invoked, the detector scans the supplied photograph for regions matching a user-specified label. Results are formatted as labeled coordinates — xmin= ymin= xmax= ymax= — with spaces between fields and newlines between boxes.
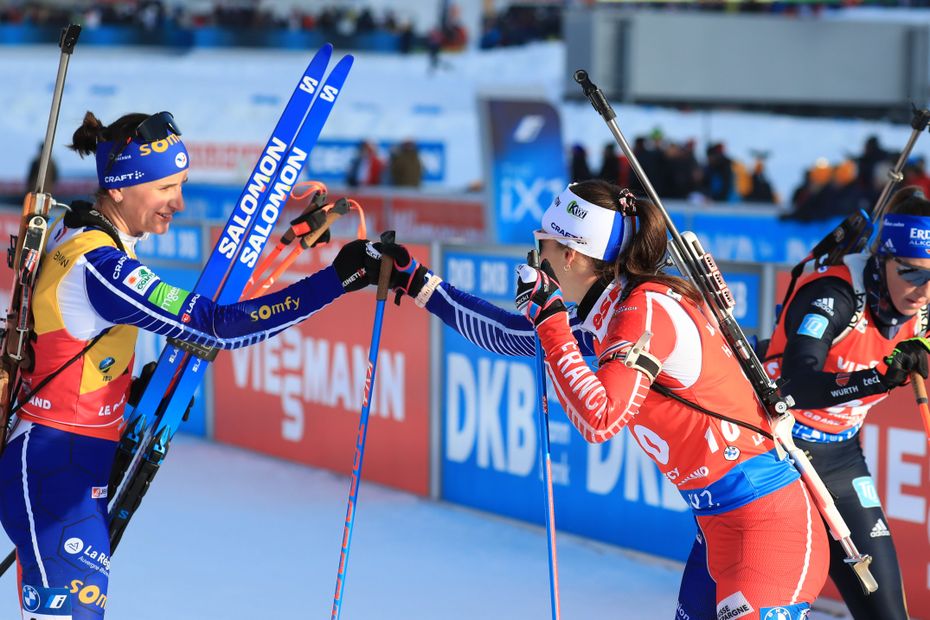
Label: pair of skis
xmin=0 ymin=44 xmax=354 ymax=577
xmin=107 ymin=45 xmax=354 ymax=551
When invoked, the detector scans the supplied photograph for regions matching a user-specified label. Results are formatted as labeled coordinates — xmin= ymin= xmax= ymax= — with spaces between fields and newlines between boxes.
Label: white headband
xmin=539 ymin=185 xmax=634 ymax=261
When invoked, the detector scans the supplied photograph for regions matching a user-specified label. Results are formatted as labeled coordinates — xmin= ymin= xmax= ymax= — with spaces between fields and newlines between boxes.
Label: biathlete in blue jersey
xmin=0 ymin=110 xmax=380 ymax=620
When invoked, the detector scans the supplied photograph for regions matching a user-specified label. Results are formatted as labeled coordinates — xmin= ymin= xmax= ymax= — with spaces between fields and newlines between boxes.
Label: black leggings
xmin=797 ymin=434 xmax=909 ymax=620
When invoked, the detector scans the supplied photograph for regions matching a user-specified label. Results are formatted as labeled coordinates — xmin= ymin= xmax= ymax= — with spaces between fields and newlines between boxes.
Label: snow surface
xmin=1 ymin=436 xmax=850 ymax=619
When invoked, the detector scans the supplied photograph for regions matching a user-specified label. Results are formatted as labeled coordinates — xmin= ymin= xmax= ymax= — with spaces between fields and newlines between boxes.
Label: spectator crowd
xmin=569 ymin=129 xmax=778 ymax=207
xmin=0 ymin=1 xmax=421 ymax=47
xmin=783 ymin=136 xmax=930 ymax=222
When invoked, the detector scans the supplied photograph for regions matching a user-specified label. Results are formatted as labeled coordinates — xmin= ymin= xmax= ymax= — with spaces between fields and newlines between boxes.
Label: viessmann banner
xmin=211 ymin=237 xmax=432 ymax=496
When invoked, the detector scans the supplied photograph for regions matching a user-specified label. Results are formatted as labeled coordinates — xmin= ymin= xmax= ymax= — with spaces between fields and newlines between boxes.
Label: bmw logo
xmin=98 ymin=357 xmax=115 ymax=372
xmin=22 ymin=585 xmax=39 ymax=612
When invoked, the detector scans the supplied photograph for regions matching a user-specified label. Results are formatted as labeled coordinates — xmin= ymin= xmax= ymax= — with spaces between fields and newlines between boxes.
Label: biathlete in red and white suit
xmin=339 ymin=179 xmax=829 ymax=620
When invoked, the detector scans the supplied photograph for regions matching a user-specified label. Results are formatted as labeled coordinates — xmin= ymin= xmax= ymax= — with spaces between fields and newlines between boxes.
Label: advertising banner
xmin=211 ymin=238 xmax=432 ymax=496
xmin=479 ymin=98 xmax=566 ymax=245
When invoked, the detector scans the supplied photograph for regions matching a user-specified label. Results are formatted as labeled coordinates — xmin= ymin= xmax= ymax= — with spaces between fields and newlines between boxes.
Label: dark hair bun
xmin=69 ymin=111 xmax=105 ymax=158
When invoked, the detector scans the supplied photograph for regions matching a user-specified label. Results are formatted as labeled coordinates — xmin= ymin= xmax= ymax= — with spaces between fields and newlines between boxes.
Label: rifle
xmin=574 ymin=70 xmax=878 ymax=594
xmin=0 ymin=24 xmax=81 ymax=451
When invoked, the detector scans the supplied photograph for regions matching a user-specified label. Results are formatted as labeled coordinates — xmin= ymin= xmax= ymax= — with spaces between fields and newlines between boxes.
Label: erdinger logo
xmin=566 ymin=199 xmax=588 ymax=220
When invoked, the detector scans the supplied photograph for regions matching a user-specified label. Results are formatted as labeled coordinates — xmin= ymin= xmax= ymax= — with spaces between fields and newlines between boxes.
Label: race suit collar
xmin=576 ymin=277 xmax=610 ymax=324
xmin=577 ymin=277 xmax=629 ymax=341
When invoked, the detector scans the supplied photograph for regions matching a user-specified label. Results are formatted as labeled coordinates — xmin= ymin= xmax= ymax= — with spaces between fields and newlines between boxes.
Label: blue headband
xmin=879 ymin=213 xmax=930 ymax=258
xmin=95 ymin=133 xmax=189 ymax=189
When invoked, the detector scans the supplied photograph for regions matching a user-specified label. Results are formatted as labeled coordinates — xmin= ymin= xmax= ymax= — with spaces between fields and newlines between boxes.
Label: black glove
xmin=515 ymin=259 xmax=566 ymax=327
xmin=375 ymin=241 xmax=430 ymax=299
xmin=128 ymin=361 xmax=157 ymax=409
xmin=879 ymin=336 xmax=930 ymax=389
xmin=333 ymin=239 xmax=382 ymax=292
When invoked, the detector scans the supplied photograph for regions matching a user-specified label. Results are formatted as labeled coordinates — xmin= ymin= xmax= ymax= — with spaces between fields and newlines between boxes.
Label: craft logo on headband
xmin=880 ymin=214 xmax=930 ymax=258
xmin=95 ymin=133 xmax=190 ymax=189
xmin=541 ymin=184 xmax=633 ymax=262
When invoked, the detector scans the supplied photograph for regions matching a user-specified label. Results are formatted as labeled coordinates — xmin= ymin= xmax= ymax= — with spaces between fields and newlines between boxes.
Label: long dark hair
xmin=69 ymin=111 xmax=149 ymax=200
xmin=569 ymin=179 xmax=702 ymax=304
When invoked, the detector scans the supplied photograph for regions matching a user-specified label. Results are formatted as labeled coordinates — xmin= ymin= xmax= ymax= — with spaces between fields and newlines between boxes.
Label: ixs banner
xmin=479 ymin=98 xmax=566 ymax=245
xmin=440 ymin=246 xmax=695 ymax=560
xmin=211 ymin=239 xmax=432 ymax=496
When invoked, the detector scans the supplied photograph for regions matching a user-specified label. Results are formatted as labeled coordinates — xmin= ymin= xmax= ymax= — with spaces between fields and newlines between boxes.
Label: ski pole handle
xmin=910 ymin=372 xmax=930 ymax=446
xmin=376 ymin=230 xmax=394 ymax=302
xmin=528 ymin=249 xmax=540 ymax=269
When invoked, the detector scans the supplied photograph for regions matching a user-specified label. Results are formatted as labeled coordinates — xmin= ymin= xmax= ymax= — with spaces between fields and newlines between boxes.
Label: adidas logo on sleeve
xmin=812 ymin=297 xmax=835 ymax=316
xmin=870 ymin=519 xmax=891 ymax=538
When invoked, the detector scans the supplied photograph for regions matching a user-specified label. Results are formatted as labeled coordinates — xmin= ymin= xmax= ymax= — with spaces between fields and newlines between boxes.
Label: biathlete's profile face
xmin=884 ymin=255 xmax=930 ymax=315
xmin=533 ymin=231 xmax=591 ymax=304
xmin=108 ymin=170 xmax=187 ymax=236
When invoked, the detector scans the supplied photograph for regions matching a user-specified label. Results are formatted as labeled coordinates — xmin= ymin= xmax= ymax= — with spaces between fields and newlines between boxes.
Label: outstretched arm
xmin=82 ymin=246 xmax=345 ymax=350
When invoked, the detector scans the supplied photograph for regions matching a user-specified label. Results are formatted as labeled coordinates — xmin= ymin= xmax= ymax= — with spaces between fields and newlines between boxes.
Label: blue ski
xmin=108 ymin=49 xmax=354 ymax=551
xmin=128 ymin=44 xmax=333 ymax=436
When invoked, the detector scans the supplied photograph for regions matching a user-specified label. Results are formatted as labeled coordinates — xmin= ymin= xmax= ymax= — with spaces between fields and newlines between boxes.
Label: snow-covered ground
xmin=0 ymin=436 xmax=850 ymax=619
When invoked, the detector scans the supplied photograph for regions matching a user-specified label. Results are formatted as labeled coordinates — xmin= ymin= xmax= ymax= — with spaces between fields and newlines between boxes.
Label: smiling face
xmin=104 ymin=170 xmax=187 ymax=236
xmin=884 ymin=255 xmax=930 ymax=315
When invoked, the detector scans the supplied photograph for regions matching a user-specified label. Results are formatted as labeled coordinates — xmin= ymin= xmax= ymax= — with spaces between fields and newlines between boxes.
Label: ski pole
xmin=331 ymin=231 xmax=395 ymax=620
xmin=242 ymin=182 xmax=328 ymax=298
xmin=528 ymin=250 xmax=561 ymax=620
xmin=910 ymin=372 xmax=930 ymax=447
xmin=574 ymin=69 xmax=878 ymax=594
